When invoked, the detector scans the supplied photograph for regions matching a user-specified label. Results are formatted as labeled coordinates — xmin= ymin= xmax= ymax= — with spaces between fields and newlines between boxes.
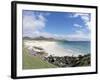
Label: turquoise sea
xmin=57 ymin=41 xmax=90 ymax=55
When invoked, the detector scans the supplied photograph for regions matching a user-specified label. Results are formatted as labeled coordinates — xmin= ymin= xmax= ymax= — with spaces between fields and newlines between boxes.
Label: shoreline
xmin=23 ymin=40 xmax=90 ymax=68
xmin=24 ymin=40 xmax=89 ymax=57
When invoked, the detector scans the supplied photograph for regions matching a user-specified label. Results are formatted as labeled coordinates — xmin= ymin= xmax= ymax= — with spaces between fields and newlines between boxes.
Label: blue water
xmin=57 ymin=41 xmax=90 ymax=55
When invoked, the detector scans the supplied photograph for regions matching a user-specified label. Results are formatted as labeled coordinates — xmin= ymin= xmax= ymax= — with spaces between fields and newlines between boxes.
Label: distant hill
xmin=23 ymin=37 xmax=33 ymax=40
xmin=32 ymin=36 xmax=56 ymax=41
xmin=23 ymin=36 xmax=68 ymax=41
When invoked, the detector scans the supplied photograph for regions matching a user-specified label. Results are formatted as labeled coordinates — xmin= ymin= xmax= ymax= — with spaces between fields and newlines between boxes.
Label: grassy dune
xmin=22 ymin=46 xmax=57 ymax=69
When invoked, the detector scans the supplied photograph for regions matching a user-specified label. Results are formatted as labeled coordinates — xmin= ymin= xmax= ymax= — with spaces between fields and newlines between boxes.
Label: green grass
xmin=22 ymin=45 xmax=57 ymax=69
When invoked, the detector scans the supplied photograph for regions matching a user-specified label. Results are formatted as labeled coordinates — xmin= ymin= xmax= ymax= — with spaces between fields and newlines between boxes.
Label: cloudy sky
xmin=22 ymin=10 xmax=91 ymax=41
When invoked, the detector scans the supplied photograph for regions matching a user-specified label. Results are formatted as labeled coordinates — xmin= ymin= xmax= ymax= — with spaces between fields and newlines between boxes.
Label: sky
xmin=22 ymin=10 xmax=91 ymax=41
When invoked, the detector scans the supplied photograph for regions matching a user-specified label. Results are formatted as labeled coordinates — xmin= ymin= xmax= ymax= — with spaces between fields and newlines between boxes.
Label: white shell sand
xmin=24 ymin=40 xmax=84 ymax=57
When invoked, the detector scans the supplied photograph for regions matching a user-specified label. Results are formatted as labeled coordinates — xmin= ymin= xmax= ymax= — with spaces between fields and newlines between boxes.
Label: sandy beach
xmin=24 ymin=40 xmax=84 ymax=57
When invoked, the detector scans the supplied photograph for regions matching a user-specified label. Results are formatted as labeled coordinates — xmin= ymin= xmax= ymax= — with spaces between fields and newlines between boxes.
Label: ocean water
xmin=57 ymin=41 xmax=91 ymax=55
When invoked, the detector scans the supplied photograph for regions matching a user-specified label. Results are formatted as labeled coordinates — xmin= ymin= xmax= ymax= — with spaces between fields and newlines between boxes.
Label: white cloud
xmin=66 ymin=33 xmax=90 ymax=41
xmin=74 ymin=24 xmax=83 ymax=28
xmin=23 ymin=11 xmax=90 ymax=41
xmin=70 ymin=13 xmax=90 ymax=31
xmin=68 ymin=13 xmax=91 ymax=41
xmin=32 ymin=31 xmax=90 ymax=41
xmin=23 ymin=29 xmax=90 ymax=41
xmin=23 ymin=12 xmax=46 ymax=37
xmin=86 ymin=21 xmax=91 ymax=30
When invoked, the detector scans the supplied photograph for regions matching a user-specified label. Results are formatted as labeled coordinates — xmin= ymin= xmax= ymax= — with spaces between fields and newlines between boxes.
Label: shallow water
xmin=57 ymin=41 xmax=90 ymax=55
xmin=24 ymin=40 xmax=91 ymax=57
